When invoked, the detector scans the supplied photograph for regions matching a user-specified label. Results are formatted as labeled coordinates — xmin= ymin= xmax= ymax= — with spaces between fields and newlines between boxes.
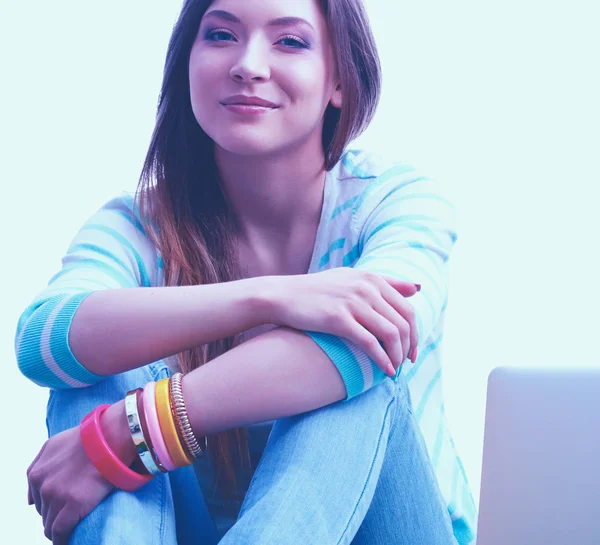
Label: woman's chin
xmin=215 ymin=133 xmax=284 ymax=158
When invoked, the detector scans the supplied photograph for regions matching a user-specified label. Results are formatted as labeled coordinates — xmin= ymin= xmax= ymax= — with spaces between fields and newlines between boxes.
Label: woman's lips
xmin=221 ymin=103 xmax=279 ymax=115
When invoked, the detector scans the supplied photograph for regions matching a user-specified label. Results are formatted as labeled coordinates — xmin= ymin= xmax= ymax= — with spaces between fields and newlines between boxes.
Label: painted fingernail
xmin=414 ymin=284 xmax=421 ymax=292
xmin=410 ymin=347 xmax=418 ymax=363
xmin=387 ymin=364 xmax=396 ymax=377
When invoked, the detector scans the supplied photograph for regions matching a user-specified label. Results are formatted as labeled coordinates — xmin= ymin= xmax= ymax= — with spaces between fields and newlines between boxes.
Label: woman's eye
xmin=206 ymin=29 xmax=236 ymax=42
xmin=277 ymin=35 xmax=309 ymax=49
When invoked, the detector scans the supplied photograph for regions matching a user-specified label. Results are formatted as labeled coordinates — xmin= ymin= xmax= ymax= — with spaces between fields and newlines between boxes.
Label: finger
xmin=41 ymin=485 xmax=51 ymax=525
xmin=26 ymin=441 xmax=48 ymax=477
xmin=405 ymin=300 xmax=419 ymax=363
xmin=43 ymin=500 xmax=63 ymax=542
xmin=359 ymin=307 xmax=406 ymax=370
xmin=375 ymin=280 xmax=419 ymax=362
xmin=49 ymin=506 xmax=78 ymax=545
xmin=27 ymin=442 xmax=49 ymax=514
xmin=31 ymin=486 xmax=42 ymax=518
xmin=379 ymin=275 xmax=420 ymax=297
xmin=28 ymin=474 xmax=43 ymax=517
xmin=341 ymin=318 xmax=396 ymax=377
xmin=371 ymin=300 xmax=411 ymax=369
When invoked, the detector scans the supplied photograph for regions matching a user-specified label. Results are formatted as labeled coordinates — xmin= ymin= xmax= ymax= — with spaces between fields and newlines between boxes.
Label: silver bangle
xmin=170 ymin=372 xmax=207 ymax=458
xmin=125 ymin=389 xmax=163 ymax=476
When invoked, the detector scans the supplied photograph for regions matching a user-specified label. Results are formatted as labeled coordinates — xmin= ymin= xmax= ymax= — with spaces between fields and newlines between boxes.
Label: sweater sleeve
xmin=14 ymin=194 xmax=159 ymax=389
xmin=304 ymin=166 xmax=458 ymax=400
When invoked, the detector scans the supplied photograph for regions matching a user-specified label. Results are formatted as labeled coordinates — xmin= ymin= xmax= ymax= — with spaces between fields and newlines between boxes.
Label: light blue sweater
xmin=14 ymin=148 xmax=477 ymax=544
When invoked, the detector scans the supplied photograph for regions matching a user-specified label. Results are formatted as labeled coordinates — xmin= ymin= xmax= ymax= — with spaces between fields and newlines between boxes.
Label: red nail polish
xmin=414 ymin=284 xmax=421 ymax=292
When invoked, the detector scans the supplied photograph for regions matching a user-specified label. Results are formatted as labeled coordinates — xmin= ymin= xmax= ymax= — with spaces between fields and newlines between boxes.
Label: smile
xmin=220 ymin=94 xmax=280 ymax=115
xmin=220 ymin=103 xmax=279 ymax=115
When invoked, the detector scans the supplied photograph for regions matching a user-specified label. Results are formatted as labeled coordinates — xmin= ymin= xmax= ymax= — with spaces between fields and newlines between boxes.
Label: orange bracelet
xmin=155 ymin=378 xmax=193 ymax=467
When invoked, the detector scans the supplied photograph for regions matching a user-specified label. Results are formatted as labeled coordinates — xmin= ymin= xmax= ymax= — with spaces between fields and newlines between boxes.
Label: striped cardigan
xmin=14 ymin=148 xmax=478 ymax=544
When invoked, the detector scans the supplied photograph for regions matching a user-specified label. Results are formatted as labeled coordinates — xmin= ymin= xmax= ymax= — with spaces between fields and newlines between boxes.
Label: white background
xmin=1 ymin=0 xmax=599 ymax=541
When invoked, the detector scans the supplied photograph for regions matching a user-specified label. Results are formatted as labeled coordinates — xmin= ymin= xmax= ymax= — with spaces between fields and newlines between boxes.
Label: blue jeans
xmin=46 ymin=361 xmax=458 ymax=545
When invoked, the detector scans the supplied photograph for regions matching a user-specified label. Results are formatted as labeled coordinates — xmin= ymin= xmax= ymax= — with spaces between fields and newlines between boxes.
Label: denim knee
xmin=42 ymin=361 xmax=180 ymax=545
xmin=46 ymin=361 xmax=170 ymax=435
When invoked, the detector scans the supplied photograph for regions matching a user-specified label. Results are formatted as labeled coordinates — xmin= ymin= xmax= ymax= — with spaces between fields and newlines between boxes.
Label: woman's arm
xmin=303 ymin=162 xmax=458 ymax=399
xmin=69 ymin=279 xmax=271 ymax=376
xmin=25 ymin=325 xmax=352 ymax=545
xmin=14 ymin=194 xmax=273 ymax=388
xmin=101 ymin=326 xmax=349 ymax=466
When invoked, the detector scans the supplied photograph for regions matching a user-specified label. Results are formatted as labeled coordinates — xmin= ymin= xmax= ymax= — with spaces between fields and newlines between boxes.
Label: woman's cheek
xmin=190 ymin=47 xmax=229 ymax=78
xmin=286 ymin=66 xmax=328 ymax=103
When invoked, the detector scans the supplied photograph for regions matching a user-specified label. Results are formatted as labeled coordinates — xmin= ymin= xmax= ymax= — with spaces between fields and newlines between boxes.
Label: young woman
xmin=17 ymin=0 xmax=478 ymax=543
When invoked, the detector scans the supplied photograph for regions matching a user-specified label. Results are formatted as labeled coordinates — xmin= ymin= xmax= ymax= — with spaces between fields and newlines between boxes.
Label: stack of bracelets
xmin=79 ymin=372 xmax=207 ymax=491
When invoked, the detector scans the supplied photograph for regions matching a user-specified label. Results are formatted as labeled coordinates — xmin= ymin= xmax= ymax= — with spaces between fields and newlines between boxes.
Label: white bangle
xmin=125 ymin=389 xmax=163 ymax=475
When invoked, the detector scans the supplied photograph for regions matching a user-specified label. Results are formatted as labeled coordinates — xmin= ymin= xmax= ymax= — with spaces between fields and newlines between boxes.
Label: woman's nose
xmin=229 ymin=41 xmax=271 ymax=83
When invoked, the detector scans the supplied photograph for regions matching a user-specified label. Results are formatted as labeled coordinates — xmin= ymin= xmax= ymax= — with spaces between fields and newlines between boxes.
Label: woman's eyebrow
xmin=203 ymin=9 xmax=315 ymax=31
xmin=203 ymin=9 xmax=240 ymax=24
xmin=267 ymin=16 xmax=315 ymax=31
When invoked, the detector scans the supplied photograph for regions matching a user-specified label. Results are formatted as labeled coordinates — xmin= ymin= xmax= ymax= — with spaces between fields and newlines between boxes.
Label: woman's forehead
xmin=204 ymin=0 xmax=326 ymax=30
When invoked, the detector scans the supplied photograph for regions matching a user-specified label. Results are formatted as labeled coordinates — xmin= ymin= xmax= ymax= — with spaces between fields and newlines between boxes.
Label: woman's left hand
xmin=27 ymin=425 xmax=115 ymax=545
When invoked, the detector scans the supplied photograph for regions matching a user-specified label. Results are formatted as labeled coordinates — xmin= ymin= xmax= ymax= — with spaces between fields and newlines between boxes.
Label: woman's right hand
xmin=27 ymin=424 xmax=117 ymax=545
xmin=261 ymin=268 xmax=420 ymax=377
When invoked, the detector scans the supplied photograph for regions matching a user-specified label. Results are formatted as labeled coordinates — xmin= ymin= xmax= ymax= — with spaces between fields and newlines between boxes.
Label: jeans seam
xmin=335 ymin=394 xmax=396 ymax=545
xmin=388 ymin=376 xmax=413 ymax=444
xmin=147 ymin=360 xmax=171 ymax=382
xmin=147 ymin=361 xmax=163 ymax=381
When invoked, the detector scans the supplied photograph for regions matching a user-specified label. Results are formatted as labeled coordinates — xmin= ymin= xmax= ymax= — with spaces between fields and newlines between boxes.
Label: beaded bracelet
xmin=169 ymin=372 xmax=208 ymax=458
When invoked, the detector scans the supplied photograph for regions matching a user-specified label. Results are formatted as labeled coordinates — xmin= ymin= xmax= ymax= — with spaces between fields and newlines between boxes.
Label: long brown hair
xmin=136 ymin=0 xmax=381 ymax=500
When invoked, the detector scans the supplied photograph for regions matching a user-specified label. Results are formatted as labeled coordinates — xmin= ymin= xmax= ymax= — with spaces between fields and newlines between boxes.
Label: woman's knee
xmin=46 ymin=362 xmax=167 ymax=435
xmin=69 ymin=475 xmax=178 ymax=545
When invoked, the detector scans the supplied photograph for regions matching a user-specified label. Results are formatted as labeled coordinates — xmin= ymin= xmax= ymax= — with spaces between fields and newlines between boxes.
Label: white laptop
xmin=476 ymin=366 xmax=600 ymax=545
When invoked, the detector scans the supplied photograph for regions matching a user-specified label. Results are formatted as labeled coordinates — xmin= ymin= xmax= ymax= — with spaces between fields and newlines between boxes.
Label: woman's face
xmin=189 ymin=0 xmax=342 ymax=157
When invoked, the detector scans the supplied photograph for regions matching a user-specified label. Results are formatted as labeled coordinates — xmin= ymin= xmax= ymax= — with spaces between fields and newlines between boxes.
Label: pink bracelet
xmin=143 ymin=381 xmax=177 ymax=472
xmin=80 ymin=404 xmax=153 ymax=491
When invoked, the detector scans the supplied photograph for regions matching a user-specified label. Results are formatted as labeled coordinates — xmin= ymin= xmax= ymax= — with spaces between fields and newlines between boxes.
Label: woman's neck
xmin=214 ymin=141 xmax=327 ymax=247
